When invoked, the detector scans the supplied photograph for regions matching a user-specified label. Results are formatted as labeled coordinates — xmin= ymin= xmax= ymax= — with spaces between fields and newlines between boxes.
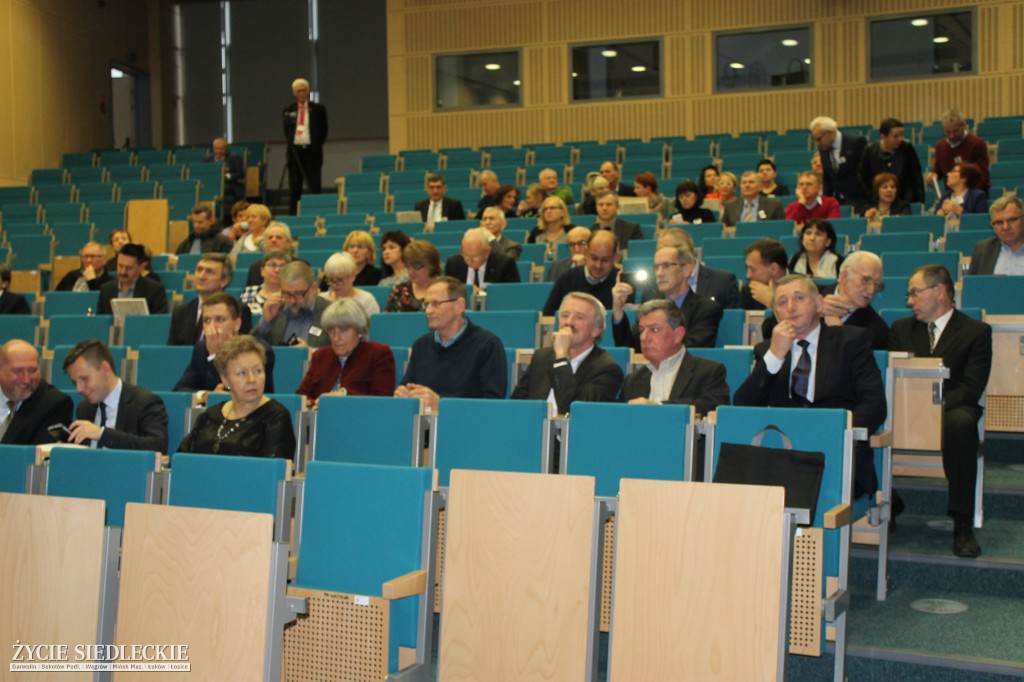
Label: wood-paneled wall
xmin=387 ymin=0 xmax=1024 ymax=152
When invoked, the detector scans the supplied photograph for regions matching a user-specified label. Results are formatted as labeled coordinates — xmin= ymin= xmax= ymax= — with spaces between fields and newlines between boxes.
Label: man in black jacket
xmin=63 ymin=339 xmax=168 ymax=452
xmin=415 ymin=173 xmax=466 ymax=225
xmin=167 ymin=254 xmax=251 ymax=345
xmin=97 ymin=243 xmax=168 ymax=315
xmin=811 ymin=115 xmax=868 ymax=210
xmin=443 ymin=227 xmax=520 ymax=288
xmin=55 ymin=242 xmax=112 ymax=292
xmin=284 ymin=77 xmax=328 ymax=214
xmin=0 ymin=340 xmax=73 ymax=445
xmin=174 ymin=205 xmax=233 ymax=255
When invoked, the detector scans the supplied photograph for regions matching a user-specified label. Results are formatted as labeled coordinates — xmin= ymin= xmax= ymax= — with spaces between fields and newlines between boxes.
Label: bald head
xmin=567 ymin=226 xmax=591 ymax=243
xmin=0 ymin=339 xmax=41 ymax=403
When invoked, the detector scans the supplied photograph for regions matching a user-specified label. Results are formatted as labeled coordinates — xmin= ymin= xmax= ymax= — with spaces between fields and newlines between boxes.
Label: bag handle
xmin=750 ymin=425 xmax=793 ymax=450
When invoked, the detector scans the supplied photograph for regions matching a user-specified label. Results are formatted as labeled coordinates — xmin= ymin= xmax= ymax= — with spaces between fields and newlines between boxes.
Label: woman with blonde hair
xmin=231 ymin=203 xmax=273 ymax=255
xmin=526 ymin=195 xmax=574 ymax=245
xmin=342 ymin=230 xmax=381 ymax=286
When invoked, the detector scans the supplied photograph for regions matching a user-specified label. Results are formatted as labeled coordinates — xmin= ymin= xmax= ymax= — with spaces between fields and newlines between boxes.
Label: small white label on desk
xmin=354 ymin=595 xmax=370 ymax=606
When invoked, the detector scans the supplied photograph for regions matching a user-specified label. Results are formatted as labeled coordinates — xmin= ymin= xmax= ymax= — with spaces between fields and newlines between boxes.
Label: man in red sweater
xmin=785 ymin=171 xmax=841 ymax=225
xmin=926 ymin=109 xmax=990 ymax=196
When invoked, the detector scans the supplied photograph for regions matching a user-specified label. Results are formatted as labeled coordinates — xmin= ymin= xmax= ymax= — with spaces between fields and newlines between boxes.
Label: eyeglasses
xmin=991 ymin=215 xmax=1023 ymax=229
xmin=264 ymin=262 xmax=286 ymax=271
xmin=423 ymin=298 xmax=458 ymax=310
xmin=906 ymin=284 xmax=937 ymax=300
xmin=847 ymin=270 xmax=885 ymax=291
xmin=653 ymin=262 xmax=682 ymax=271
xmin=568 ymin=240 xmax=589 ymax=249
xmin=230 ymin=366 xmax=264 ymax=380
xmin=282 ymin=285 xmax=312 ymax=301
xmin=326 ymin=277 xmax=350 ymax=286
xmin=543 ymin=206 xmax=562 ymax=211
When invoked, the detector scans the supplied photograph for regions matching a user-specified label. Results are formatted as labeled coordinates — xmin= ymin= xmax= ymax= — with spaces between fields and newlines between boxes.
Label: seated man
xmin=174 ymin=205 xmax=233 ymax=255
xmin=546 ymin=226 xmax=592 ymax=283
xmin=721 ymin=171 xmax=785 ymax=226
xmin=444 ymin=226 xmax=520 ymax=288
xmin=167 ymin=253 xmax=252 ymax=345
xmin=253 ymin=260 xmax=329 ymax=348
xmin=56 ymin=241 xmax=112 ymax=292
xmin=889 ymin=265 xmax=992 ymax=558
xmin=245 ymin=222 xmax=296 ymax=286
xmin=480 ymin=206 xmax=523 ymax=261
xmin=599 ymin=160 xmax=636 ymax=196
xmin=512 ymin=292 xmax=623 ymax=413
xmin=0 ymin=340 xmax=73 ymax=445
xmin=63 ymin=339 xmax=169 ymax=452
xmin=0 ymin=265 xmax=30 ymax=315
xmin=611 ymin=244 xmax=722 ymax=351
xmin=415 ymin=173 xmax=465 ymax=225
xmin=622 ymin=300 xmax=730 ymax=416
xmin=785 ymin=171 xmax=841 ymax=224
xmin=592 ymin=191 xmax=643 ymax=248
xmin=741 ymin=238 xmax=788 ymax=310
xmin=968 ymin=195 xmax=1024 ymax=275
xmin=538 ymin=168 xmax=575 ymax=206
xmin=174 ymin=292 xmax=275 ymax=393
xmin=658 ymin=228 xmax=740 ymax=309
xmin=97 ymin=243 xmax=169 ymax=315
xmin=733 ymin=274 xmax=886 ymax=498
xmin=475 ymin=170 xmax=499 ymax=214
xmin=395 ymin=276 xmax=506 ymax=410
xmin=542 ymin=231 xmax=619 ymax=316
xmin=204 ymin=137 xmax=246 ymax=208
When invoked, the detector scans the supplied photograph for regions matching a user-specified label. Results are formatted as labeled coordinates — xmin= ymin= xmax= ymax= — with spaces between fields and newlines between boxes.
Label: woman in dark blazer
xmin=296 ymin=298 xmax=396 ymax=405
xmin=937 ymin=162 xmax=989 ymax=218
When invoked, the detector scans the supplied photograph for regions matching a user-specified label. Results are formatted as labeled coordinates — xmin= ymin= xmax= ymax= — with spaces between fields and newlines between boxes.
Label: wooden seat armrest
xmin=382 ymin=569 xmax=427 ymax=600
xmin=870 ymin=429 xmax=893 ymax=448
xmin=287 ymin=556 xmax=298 ymax=582
xmin=824 ymin=503 xmax=852 ymax=529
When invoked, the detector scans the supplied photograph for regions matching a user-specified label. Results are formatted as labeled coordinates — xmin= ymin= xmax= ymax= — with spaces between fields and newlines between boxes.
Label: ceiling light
xmin=911 ymin=18 xmax=929 ymax=27
xmin=729 ymin=62 xmax=745 ymax=70
xmin=601 ymin=49 xmax=618 ymax=58
xmin=631 ymin=66 xmax=646 ymax=72
xmin=933 ymin=36 xmax=950 ymax=44
xmin=782 ymin=39 xmax=799 ymax=47
xmin=804 ymin=58 xmax=811 ymax=65
xmin=485 ymin=63 xmax=500 ymax=71
xmin=111 ymin=68 xmax=124 ymax=78
xmin=572 ymin=72 xmax=578 ymax=78
xmin=512 ymin=79 xmax=521 ymax=86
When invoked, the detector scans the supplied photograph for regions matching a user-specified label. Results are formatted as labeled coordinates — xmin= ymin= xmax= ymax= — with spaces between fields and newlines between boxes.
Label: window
xmin=435 ymin=51 xmax=521 ymax=110
xmin=715 ymin=27 xmax=812 ymax=93
xmin=571 ymin=40 xmax=660 ymax=102
xmin=869 ymin=11 xmax=974 ymax=80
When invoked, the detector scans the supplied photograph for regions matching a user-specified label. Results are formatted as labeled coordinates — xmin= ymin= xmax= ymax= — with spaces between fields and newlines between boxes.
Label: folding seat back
xmin=482 ymin=281 xmax=553 ymax=312
xmin=46 ymin=446 xmax=161 ymax=527
xmin=360 ymin=153 xmax=400 ymax=172
xmin=882 ymin=250 xmax=960 ymax=279
xmin=313 ymin=395 xmax=422 ymax=466
xmin=0 ymin=444 xmax=36 ymax=493
xmin=122 ymin=313 xmax=172 ymax=347
xmin=62 ymin=151 xmax=97 ymax=168
xmin=0 ymin=316 xmax=37 ymax=344
xmin=173 ymin=147 xmax=210 ymax=165
xmin=270 ymin=345 xmax=309 ymax=394
xmin=369 ymin=312 xmax=428 ymax=347
xmin=880 ymin=214 xmax=944 ymax=234
xmin=45 ymin=314 xmax=113 ymax=347
xmin=469 ymin=310 xmax=537 ymax=348
xmin=169 ymin=452 xmax=291 ymax=515
xmin=298 ymin=193 xmax=342 ymax=216
xmin=153 ymin=390 xmax=194 ymax=456
xmin=963 ymin=275 xmax=1024 ymax=314
xmin=942 ymin=228 xmax=989 ymax=256
xmin=134 ymin=345 xmax=194 ymax=391
xmin=688 ymin=347 xmax=754 ymax=395
xmin=702 ymin=235 xmax=767 ymax=258
xmin=859 ymin=231 xmax=932 ymax=254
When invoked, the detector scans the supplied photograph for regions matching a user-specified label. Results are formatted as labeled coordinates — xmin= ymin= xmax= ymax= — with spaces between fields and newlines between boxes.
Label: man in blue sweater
xmin=395 ymin=276 xmax=507 ymax=410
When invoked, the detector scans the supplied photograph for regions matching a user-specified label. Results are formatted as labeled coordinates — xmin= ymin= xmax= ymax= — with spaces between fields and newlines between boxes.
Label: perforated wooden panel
xmin=434 ymin=507 xmax=445 ymax=613
xmin=601 ymin=514 xmax=614 ymax=633
xmin=987 ymin=395 xmax=1024 ymax=432
xmin=283 ymin=587 xmax=389 ymax=682
xmin=788 ymin=527 xmax=823 ymax=657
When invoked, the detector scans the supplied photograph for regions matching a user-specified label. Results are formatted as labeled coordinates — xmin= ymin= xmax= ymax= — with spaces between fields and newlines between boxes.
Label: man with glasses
xmin=542 ymin=231 xmax=619 ymax=316
xmin=63 ymin=339 xmax=168 ymax=452
xmin=610 ymin=245 xmax=723 ymax=351
xmin=254 ymin=260 xmax=329 ymax=347
xmin=415 ymin=173 xmax=465 ymax=225
xmin=968 ymin=195 xmax=1024 ymax=275
xmin=167 ymin=253 xmax=252 ymax=345
xmin=395 ymin=276 xmax=507 ymax=410
xmin=889 ymin=265 xmax=992 ymax=558
xmin=245 ymin=222 xmax=296 ymax=287
xmin=443 ymin=226 xmax=520 ymax=288
xmin=56 ymin=241 xmax=112 ymax=292
xmin=546 ymin=226 xmax=593 ymax=282
xmin=927 ymin=109 xmax=990 ymax=196
xmin=810 ymin=115 xmax=867 ymax=210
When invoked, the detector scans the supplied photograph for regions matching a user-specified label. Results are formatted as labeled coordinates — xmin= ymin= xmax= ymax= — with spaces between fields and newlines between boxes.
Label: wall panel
xmin=405 ymin=3 xmax=541 ymax=53
xmin=406 ymin=109 xmax=546 ymax=150
xmin=547 ymin=0 xmax=687 ymax=43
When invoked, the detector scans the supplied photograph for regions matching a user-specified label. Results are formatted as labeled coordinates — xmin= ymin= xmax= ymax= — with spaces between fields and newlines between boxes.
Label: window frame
xmin=433 ymin=49 xmax=523 ymax=112
xmin=712 ymin=24 xmax=814 ymax=95
xmin=568 ymin=38 xmax=664 ymax=104
xmin=866 ymin=8 xmax=977 ymax=83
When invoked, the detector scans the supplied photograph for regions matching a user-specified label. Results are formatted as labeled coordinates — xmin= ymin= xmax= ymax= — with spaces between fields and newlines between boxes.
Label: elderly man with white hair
xmin=443 ymin=226 xmax=520 ymax=288
xmin=810 ymin=115 xmax=867 ymax=211
xmin=283 ymin=77 xmax=328 ymax=214
xmin=476 ymin=170 xmax=500 ymax=214
xmin=479 ymin=206 xmax=522 ymax=261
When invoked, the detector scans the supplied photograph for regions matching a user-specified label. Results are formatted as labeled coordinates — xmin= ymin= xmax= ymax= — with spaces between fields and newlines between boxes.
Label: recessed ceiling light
xmin=911 ymin=18 xmax=929 ymax=27
xmin=485 ymin=63 xmax=500 ymax=71
xmin=729 ymin=62 xmax=745 ymax=69
xmin=804 ymin=58 xmax=811 ymax=65
xmin=111 ymin=68 xmax=124 ymax=78
xmin=631 ymin=66 xmax=646 ymax=72
xmin=782 ymin=39 xmax=799 ymax=47
xmin=601 ymin=49 xmax=618 ymax=58
xmin=572 ymin=72 xmax=578 ymax=78
xmin=933 ymin=36 xmax=950 ymax=44
xmin=512 ymin=79 xmax=521 ymax=86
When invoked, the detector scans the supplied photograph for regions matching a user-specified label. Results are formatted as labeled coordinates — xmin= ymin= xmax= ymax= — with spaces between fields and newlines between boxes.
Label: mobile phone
xmin=47 ymin=423 xmax=72 ymax=442
xmin=286 ymin=334 xmax=299 ymax=346
xmin=620 ymin=269 xmax=650 ymax=291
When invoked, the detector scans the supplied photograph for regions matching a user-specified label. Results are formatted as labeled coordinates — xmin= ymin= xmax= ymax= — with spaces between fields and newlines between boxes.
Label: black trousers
xmin=943 ymin=405 xmax=983 ymax=520
xmin=287 ymin=144 xmax=323 ymax=214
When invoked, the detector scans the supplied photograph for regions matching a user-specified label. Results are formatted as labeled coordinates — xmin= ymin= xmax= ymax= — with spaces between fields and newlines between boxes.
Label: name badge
xmin=758 ymin=209 xmax=767 ymax=219
xmin=309 ymin=326 xmax=323 ymax=337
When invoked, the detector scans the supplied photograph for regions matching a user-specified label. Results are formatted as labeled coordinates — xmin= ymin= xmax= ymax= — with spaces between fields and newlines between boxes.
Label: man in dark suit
xmin=253 ymin=260 xmax=329 ymax=348
xmin=0 ymin=340 xmax=73 ymax=445
xmin=889 ymin=265 xmax=992 ymax=558
xmin=167 ymin=254 xmax=251 ymax=345
xmin=599 ymin=161 xmax=636 ymax=197
xmin=611 ymin=244 xmax=723 ymax=351
xmin=592 ymin=191 xmax=643 ymax=248
xmin=415 ymin=173 xmax=466 ymax=225
xmin=55 ymin=242 xmax=112 ymax=292
xmin=512 ymin=292 xmax=623 ymax=414
xmin=174 ymin=205 xmax=233 ymax=255
xmin=97 ymin=243 xmax=168 ymax=315
xmin=174 ymin=293 xmax=275 ymax=393
xmin=622 ymin=300 xmax=730 ymax=416
xmin=811 ymin=115 xmax=868 ymax=211
xmin=444 ymin=227 xmax=520 ymax=288
xmin=204 ymin=137 xmax=246 ymax=208
xmin=480 ymin=207 xmax=522 ymax=261
xmin=0 ymin=265 xmax=30 ymax=315
xmin=63 ymin=339 xmax=168 ymax=452
xmin=734 ymin=275 xmax=887 ymax=498
xmin=546 ymin=227 xmax=591 ymax=283
xmin=284 ymin=77 xmax=328 ymax=215
xmin=740 ymin=238 xmax=788 ymax=311
xmin=968 ymin=195 xmax=1024 ymax=275
xmin=543 ymin=231 xmax=619 ymax=316
xmin=660 ymin=227 xmax=742 ymax=309
xmin=721 ymin=172 xmax=785 ymax=227
xmin=859 ymin=118 xmax=925 ymax=205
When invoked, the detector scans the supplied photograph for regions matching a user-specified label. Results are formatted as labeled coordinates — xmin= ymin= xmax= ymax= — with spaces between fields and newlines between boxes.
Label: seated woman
xmin=222 ymin=199 xmax=250 ymax=240
xmin=177 ymin=335 xmax=296 ymax=459
xmin=788 ymin=219 xmax=843 ymax=279
xmin=633 ymin=171 xmax=673 ymax=228
xmin=577 ymin=174 xmax=609 ymax=215
xmin=863 ymin=172 xmax=911 ymax=224
xmin=384 ymin=240 xmax=441 ymax=312
xmin=716 ymin=171 xmax=738 ymax=206
xmin=667 ymin=180 xmax=716 ymax=224
xmin=698 ymin=165 xmax=721 ymax=199
xmin=230 ymin=203 xmax=272 ymax=256
xmin=493 ymin=184 xmax=519 ymax=218
xmin=378 ymin=230 xmax=412 ymax=287
xmin=516 ymin=183 xmax=545 ymax=218
xmin=526 ymin=195 xmax=574 ymax=245
xmin=320 ymin=252 xmax=380 ymax=317
xmin=297 ymin=298 xmax=396 ymax=405
xmin=937 ymin=161 xmax=988 ymax=218
xmin=240 ymin=250 xmax=292 ymax=315
xmin=343 ymin=230 xmax=382 ymax=286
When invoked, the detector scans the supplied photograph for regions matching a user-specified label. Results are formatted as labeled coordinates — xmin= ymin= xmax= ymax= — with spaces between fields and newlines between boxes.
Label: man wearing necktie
xmin=283 ymin=78 xmax=328 ymax=215
xmin=734 ymin=274 xmax=886 ymax=500
xmin=721 ymin=172 xmax=785 ymax=227
xmin=442 ymin=227 xmax=520 ymax=289
xmin=415 ymin=173 xmax=466 ymax=225
xmin=810 ymin=115 xmax=868 ymax=212
xmin=888 ymin=265 xmax=992 ymax=558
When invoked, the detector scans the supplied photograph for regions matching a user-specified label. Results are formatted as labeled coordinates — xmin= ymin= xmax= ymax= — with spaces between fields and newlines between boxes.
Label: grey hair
xmin=559 ymin=291 xmax=607 ymax=331
xmin=320 ymin=297 xmax=369 ymax=337
xmin=636 ymin=299 xmax=687 ymax=329
xmin=463 ymin=226 xmax=492 ymax=250
xmin=280 ymin=260 xmax=315 ymax=286
xmin=323 ymin=251 xmax=357 ymax=279
xmin=657 ymin=244 xmax=696 ymax=266
xmin=989 ymin=194 xmax=1023 ymax=219
xmin=939 ymin=109 xmax=966 ymax=125
xmin=840 ymin=250 xmax=882 ymax=276
xmin=809 ymin=116 xmax=838 ymax=132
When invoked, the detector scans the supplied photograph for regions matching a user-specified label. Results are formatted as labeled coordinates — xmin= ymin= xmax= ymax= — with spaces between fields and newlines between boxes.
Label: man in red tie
xmin=283 ymin=77 xmax=328 ymax=215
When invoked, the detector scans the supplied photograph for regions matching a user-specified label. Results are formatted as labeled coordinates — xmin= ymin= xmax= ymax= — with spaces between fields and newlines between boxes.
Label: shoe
xmin=888 ymin=491 xmax=906 ymax=532
xmin=953 ymin=523 xmax=981 ymax=558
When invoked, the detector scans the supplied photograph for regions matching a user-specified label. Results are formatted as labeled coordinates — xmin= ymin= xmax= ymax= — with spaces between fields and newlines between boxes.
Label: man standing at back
xmin=811 ymin=116 xmax=867 ymax=210
xmin=927 ymin=109 xmax=990 ymax=197
xmin=205 ymin=137 xmax=246 ymax=209
xmin=859 ymin=118 xmax=925 ymax=206
xmin=0 ymin=340 xmax=73 ymax=445
xmin=284 ymin=77 xmax=328 ymax=215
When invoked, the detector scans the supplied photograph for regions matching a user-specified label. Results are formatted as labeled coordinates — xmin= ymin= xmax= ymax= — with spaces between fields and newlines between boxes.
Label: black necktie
xmin=928 ymin=322 xmax=937 ymax=352
xmin=791 ymin=340 xmax=811 ymax=402
xmin=98 ymin=401 xmax=108 ymax=428
xmin=474 ymin=268 xmax=481 ymax=288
